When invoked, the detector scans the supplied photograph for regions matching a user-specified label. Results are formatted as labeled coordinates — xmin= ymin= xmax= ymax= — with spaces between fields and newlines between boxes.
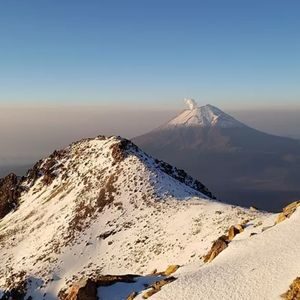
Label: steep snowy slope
xmin=0 ymin=135 xmax=266 ymax=299
xmin=150 ymin=207 xmax=300 ymax=300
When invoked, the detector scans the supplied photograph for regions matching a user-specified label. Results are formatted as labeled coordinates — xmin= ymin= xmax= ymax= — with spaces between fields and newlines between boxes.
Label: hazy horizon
xmin=0 ymin=102 xmax=299 ymax=175
xmin=1 ymin=0 xmax=300 ymax=173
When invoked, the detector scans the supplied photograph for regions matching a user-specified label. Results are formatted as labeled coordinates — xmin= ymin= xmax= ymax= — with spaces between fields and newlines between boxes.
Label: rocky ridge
xmin=0 ymin=135 xmax=266 ymax=299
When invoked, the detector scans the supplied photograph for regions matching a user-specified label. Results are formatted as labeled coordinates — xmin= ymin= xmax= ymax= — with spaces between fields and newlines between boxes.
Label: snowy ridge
xmin=0 ymin=135 xmax=266 ymax=299
xmin=149 ymin=207 xmax=300 ymax=300
xmin=164 ymin=102 xmax=246 ymax=128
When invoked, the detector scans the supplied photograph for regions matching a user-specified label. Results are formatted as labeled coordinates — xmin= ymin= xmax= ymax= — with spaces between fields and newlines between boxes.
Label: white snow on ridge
xmin=0 ymin=135 xmax=266 ymax=299
xmin=151 ymin=209 xmax=300 ymax=300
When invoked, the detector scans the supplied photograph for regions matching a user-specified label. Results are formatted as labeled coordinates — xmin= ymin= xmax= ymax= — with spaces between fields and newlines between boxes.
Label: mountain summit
xmin=133 ymin=99 xmax=300 ymax=211
xmin=0 ymin=135 xmax=261 ymax=299
xmin=164 ymin=100 xmax=245 ymax=129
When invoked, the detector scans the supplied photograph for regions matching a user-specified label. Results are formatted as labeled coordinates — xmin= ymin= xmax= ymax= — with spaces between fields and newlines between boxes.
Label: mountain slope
xmin=0 ymin=135 xmax=265 ymax=299
xmin=133 ymin=100 xmax=300 ymax=211
xmin=146 ymin=205 xmax=300 ymax=300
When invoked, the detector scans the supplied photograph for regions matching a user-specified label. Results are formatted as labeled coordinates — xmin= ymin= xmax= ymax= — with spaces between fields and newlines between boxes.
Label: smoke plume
xmin=184 ymin=98 xmax=198 ymax=110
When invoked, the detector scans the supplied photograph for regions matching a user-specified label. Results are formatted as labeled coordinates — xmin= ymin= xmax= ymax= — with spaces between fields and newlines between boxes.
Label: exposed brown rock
xmin=98 ymin=230 xmax=116 ymax=240
xmin=152 ymin=277 xmax=176 ymax=290
xmin=25 ymin=160 xmax=43 ymax=187
xmin=126 ymin=291 xmax=138 ymax=300
xmin=96 ymin=173 xmax=118 ymax=212
xmin=62 ymin=278 xmax=97 ymax=300
xmin=61 ymin=275 xmax=139 ymax=300
xmin=161 ymin=265 xmax=180 ymax=276
xmin=26 ymin=148 xmax=68 ymax=187
xmin=41 ymin=150 xmax=66 ymax=185
xmin=275 ymin=201 xmax=300 ymax=224
xmin=110 ymin=139 xmax=138 ymax=164
xmin=142 ymin=277 xmax=177 ymax=299
xmin=281 ymin=277 xmax=300 ymax=300
xmin=142 ymin=289 xmax=157 ymax=299
xmin=0 ymin=173 xmax=22 ymax=219
xmin=250 ymin=206 xmax=258 ymax=211
xmin=228 ymin=224 xmax=244 ymax=241
xmin=203 ymin=235 xmax=229 ymax=263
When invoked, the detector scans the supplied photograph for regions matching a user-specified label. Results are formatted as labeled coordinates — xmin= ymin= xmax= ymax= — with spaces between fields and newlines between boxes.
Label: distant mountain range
xmin=133 ymin=100 xmax=300 ymax=211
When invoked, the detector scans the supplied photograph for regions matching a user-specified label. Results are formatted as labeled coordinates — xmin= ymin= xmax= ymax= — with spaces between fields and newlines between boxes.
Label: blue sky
xmin=0 ymin=0 xmax=300 ymax=108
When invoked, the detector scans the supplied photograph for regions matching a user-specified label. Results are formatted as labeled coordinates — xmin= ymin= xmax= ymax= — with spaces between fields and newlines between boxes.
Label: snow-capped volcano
xmin=133 ymin=99 xmax=300 ymax=211
xmin=164 ymin=100 xmax=245 ymax=129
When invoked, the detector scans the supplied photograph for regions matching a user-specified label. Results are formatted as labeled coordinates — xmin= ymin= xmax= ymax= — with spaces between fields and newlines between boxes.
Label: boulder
xmin=142 ymin=289 xmax=157 ymax=299
xmin=275 ymin=201 xmax=300 ymax=224
xmin=142 ymin=277 xmax=176 ymax=299
xmin=61 ymin=274 xmax=138 ymax=300
xmin=228 ymin=224 xmax=244 ymax=241
xmin=203 ymin=235 xmax=229 ymax=263
xmin=63 ymin=278 xmax=97 ymax=300
xmin=281 ymin=277 xmax=300 ymax=299
xmin=126 ymin=291 xmax=137 ymax=300
xmin=161 ymin=265 xmax=180 ymax=276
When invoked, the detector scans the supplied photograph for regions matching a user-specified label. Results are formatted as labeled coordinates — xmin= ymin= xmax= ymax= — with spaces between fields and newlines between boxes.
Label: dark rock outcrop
xmin=96 ymin=274 xmax=137 ymax=286
xmin=110 ymin=139 xmax=138 ymax=164
xmin=60 ymin=278 xmax=97 ymax=300
xmin=0 ymin=271 xmax=27 ymax=300
xmin=0 ymin=173 xmax=22 ymax=219
xmin=155 ymin=159 xmax=215 ymax=199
